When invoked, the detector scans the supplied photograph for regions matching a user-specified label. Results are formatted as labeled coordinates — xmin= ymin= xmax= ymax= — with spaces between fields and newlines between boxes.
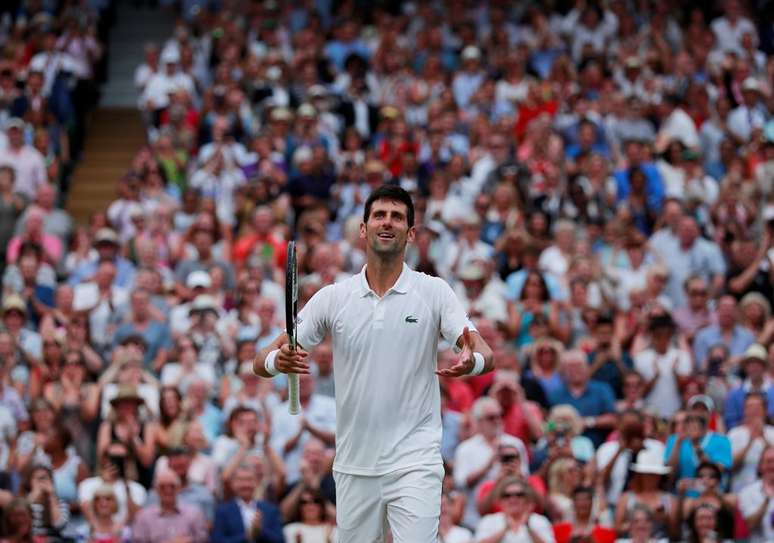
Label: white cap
xmin=186 ymin=270 xmax=212 ymax=289
xmin=741 ymin=77 xmax=761 ymax=93
xmin=293 ymin=146 xmax=314 ymax=166
xmin=461 ymin=45 xmax=481 ymax=61
xmin=297 ymin=103 xmax=317 ymax=118
xmin=160 ymin=48 xmax=180 ymax=64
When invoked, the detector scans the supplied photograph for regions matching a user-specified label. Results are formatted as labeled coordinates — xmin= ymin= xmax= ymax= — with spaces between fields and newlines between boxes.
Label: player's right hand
xmin=276 ymin=343 xmax=310 ymax=374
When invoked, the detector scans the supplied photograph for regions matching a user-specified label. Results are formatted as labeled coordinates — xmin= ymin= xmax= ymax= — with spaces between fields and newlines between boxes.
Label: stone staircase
xmin=66 ymin=108 xmax=146 ymax=223
xmin=65 ymin=0 xmax=174 ymax=224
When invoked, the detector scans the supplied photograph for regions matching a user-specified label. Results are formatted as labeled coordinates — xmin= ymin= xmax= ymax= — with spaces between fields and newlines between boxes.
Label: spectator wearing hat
xmin=169 ymin=269 xmax=212 ymax=333
xmin=1 ymin=293 xmax=42 ymax=362
xmin=97 ymin=385 xmax=155 ymax=485
xmin=68 ymin=227 xmax=136 ymax=288
xmin=728 ymin=77 xmax=767 ymax=143
xmin=131 ymin=468 xmax=207 ymax=543
xmin=724 ymin=344 xmax=774 ymax=428
xmin=0 ymin=118 xmax=47 ymax=201
xmin=633 ymin=314 xmax=692 ymax=419
xmin=548 ymin=350 xmax=618 ymax=448
xmin=614 ymin=448 xmax=678 ymax=540
xmin=453 ymin=260 xmax=508 ymax=326
xmin=693 ymin=295 xmax=755 ymax=369
xmin=140 ymin=48 xmax=196 ymax=120
xmin=665 ymin=409 xmax=732 ymax=484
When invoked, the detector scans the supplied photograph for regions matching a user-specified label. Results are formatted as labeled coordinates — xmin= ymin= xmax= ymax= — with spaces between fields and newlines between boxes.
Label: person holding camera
xmin=476 ymin=443 xmax=546 ymax=518
xmin=678 ymin=462 xmax=736 ymax=541
xmin=21 ymin=464 xmax=69 ymax=540
xmin=77 ymin=444 xmax=146 ymax=528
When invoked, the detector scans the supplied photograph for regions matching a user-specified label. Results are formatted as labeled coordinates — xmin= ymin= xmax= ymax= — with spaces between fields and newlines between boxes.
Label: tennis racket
xmin=286 ymin=241 xmax=300 ymax=415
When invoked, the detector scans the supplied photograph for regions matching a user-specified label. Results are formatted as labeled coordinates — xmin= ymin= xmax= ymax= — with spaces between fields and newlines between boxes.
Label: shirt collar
xmin=358 ymin=262 xmax=412 ymax=297
xmin=743 ymin=375 xmax=773 ymax=392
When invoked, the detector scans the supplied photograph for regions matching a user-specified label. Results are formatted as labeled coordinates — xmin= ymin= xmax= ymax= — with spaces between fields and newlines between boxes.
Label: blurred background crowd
xmin=0 ymin=0 xmax=773 ymax=541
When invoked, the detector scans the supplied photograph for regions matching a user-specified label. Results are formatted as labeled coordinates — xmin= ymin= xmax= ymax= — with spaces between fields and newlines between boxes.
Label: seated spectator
xmin=211 ymin=463 xmax=284 ymax=543
xmin=476 ymin=442 xmax=546 ymax=518
xmin=145 ymin=446 xmax=215 ymax=523
xmin=282 ymin=488 xmax=336 ymax=543
xmin=729 ymin=392 xmax=774 ymax=492
xmin=489 ymin=370 xmax=543 ymax=445
xmin=552 ymin=486 xmax=615 ymax=543
xmin=678 ymin=461 xmax=737 ymax=541
xmin=633 ymin=314 xmax=692 ymax=419
xmin=724 ymin=344 xmax=774 ymax=428
xmin=20 ymin=465 xmax=70 ymax=540
xmin=131 ymin=468 xmax=207 ymax=543
xmin=523 ymin=337 xmax=564 ymax=398
xmin=81 ymin=484 xmax=130 ymax=543
xmin=474 ymin=477 xmax=555 ymax=543
xmin=548 ymin=350 xmax=617 ymax=447
xmin=693 ymin=295 xmax=755 ymax=369
xmin=665 ymin=412 xmax=732 ymax=482
xmin=614 ymin=448 xmax=678 ymax=540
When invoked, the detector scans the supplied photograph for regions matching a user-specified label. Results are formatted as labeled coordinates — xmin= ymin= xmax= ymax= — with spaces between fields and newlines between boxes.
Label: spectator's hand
xmin=677 ymin=478 xmax=695 ymax=495
xmin=249 ymin=510 xmax=263 ymax=538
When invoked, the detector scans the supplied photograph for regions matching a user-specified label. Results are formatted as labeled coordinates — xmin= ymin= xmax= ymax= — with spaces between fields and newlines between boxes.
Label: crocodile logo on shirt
xmin=405 ymin=315 xmax=418 ymax=323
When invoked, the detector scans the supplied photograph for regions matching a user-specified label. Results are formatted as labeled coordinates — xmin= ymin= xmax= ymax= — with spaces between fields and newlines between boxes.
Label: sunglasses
xmin=689 ymin=290 xmax=707 ymax=296
xmin=482 ymin=414 xmax=500 ymax=422
xmin=300 ymin=498 xmax=321 ymax=506
xmin=501 ymin=490 xmax=527 ymax=499
xmin=500 ymin=454 xmax=519 ymax=463
xmin=697 ymin=472 xmax=718 ymax=480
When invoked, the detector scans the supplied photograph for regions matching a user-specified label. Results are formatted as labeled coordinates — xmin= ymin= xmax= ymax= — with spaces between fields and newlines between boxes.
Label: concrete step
xmin=67 ymin=107 xmax=145 ymax=224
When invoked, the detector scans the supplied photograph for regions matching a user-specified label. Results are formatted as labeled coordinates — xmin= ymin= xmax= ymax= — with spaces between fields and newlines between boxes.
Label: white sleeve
xmin=474 ymin=514 xmax=503 ymax=540
xmin=434 ymin=277 xmax=475 ymax=346
xmin=739 ymin=484 xmax=764 ymax=518
xmin=296 ymin=285 xmax=334 ymax=350
xmin=676 ymin=350 xmax=692 ymax=375
xmin=633 ymin=352 xmax=653 ymax=380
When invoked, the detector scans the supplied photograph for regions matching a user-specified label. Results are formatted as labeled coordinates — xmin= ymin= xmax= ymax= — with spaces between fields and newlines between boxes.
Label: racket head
xmin=285 ymin=241 xmax=298 ymax=349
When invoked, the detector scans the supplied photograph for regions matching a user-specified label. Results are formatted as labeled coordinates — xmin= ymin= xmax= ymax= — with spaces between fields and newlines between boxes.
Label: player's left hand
xmin=436 ymin=327 xmax=475 ymax=378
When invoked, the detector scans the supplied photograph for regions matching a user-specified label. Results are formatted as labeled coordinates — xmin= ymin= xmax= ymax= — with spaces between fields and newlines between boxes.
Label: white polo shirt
xmin=297 ymin=263 xmax=472 ymax=476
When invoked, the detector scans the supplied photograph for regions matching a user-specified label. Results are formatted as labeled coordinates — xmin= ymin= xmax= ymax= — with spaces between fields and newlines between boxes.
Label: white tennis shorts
xmin=334 ymin=464 xmax=444 ymax=542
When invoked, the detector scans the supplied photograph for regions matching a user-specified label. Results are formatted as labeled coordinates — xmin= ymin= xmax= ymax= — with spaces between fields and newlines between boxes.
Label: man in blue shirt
xmin=694 ymin=295 xmax=755 ymax=368
xmin=613 ymin=139 xmax=665 ymax=213
xmin=665 ymin=412 xmax=731 ymax=481
xmin=724 ymin=344 xmax=774 ymax=428
xmin=549 ymin=350 xmax=617 ymax=447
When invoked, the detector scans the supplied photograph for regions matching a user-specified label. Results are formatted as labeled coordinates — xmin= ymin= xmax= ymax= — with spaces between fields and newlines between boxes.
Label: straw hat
xmin=109 ymin=385 xmax=145 ymax=407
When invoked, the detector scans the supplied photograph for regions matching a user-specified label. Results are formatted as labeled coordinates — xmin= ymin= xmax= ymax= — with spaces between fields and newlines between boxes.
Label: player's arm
xmin=253 ymin=332 xmax=310 ymax=378
xmin=436 ymin=327 xmax=494 ymax=378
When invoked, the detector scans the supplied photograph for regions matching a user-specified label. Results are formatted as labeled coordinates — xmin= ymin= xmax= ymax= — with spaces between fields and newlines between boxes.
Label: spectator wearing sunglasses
xmin=474 ymin=478 xmax=555 ymax=543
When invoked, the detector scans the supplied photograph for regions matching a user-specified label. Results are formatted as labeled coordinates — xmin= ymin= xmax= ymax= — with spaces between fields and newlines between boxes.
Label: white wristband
xmin=264 ymin=349 xmax=280 ymax=377
xmin=467 ymin=352 xmax=485 ymax=376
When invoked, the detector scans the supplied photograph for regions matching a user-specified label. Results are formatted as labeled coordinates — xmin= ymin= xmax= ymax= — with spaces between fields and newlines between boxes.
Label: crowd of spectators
xmin=0 ymin=0 xmax=773 ymax=541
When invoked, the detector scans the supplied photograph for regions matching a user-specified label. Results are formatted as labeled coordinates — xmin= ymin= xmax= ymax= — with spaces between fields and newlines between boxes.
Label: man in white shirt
xmin=269 ymin=374 xmax=336 ymax=484
xmin=710 ymin=0 xmax=758 ymax=54
xmin=740 ymin=446 xmax=774 ymax=543
xmin=0 ymin=118 xmax=47 ymax=200
xmin=656 ymin=95 xmax=699 ymax=150
xmin=255 ymin=185 xmax=494 ymax=542
xmin=728 ymin=78 xmax=768 ymax=143
xmin=454 ymin=397 xmax=528 ymax=528
xmin=141 ymin=49 xmax=196 ymax=114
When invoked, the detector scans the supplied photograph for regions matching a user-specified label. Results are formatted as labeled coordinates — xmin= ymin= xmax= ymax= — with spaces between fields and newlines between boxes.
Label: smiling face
xmin=360 ymin=199 xmax=415 ymax=258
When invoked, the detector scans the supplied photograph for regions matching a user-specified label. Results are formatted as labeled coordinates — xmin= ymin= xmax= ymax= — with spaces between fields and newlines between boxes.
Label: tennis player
xmin=254 ymin=185 xmax=493 ymax=541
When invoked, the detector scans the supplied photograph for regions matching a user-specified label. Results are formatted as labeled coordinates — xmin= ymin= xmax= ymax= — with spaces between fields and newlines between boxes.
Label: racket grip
xmin=288 ymin=373 xmax=300 ymax=415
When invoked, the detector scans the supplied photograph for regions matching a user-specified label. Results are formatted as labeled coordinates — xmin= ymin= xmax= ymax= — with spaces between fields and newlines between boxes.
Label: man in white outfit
xmin=254 ymin=185 xmax=494 ymax=541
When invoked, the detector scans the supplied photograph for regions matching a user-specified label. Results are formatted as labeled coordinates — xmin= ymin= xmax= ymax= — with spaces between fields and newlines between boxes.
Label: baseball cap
xmin=94 ymin=228 xmax=119 ymax=245
xmin=185 ymin=271 xmax=212 ymax=289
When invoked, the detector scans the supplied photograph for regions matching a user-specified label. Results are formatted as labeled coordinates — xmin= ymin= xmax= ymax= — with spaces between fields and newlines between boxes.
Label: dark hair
xmin=293 ymin=487 xmax=329 ymax=523
xmin=520 ymin=271 xmax=549 ymax=302
xmin=363 ymin=185 xmax=415 ymax=227
xmin=226 ymin=406 xmax=258 ymax=437
xmin=159 ymin=386 xmax=183 ymax=427
xmin=696 ymin=461 xmax=722 ymax=479
xmin=572 ymin=485 xmax=594 ymax=499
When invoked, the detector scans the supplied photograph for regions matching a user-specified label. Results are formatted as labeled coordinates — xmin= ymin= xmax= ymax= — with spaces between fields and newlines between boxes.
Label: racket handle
xmin=288 ymin=373 xmax=300 ymax=415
